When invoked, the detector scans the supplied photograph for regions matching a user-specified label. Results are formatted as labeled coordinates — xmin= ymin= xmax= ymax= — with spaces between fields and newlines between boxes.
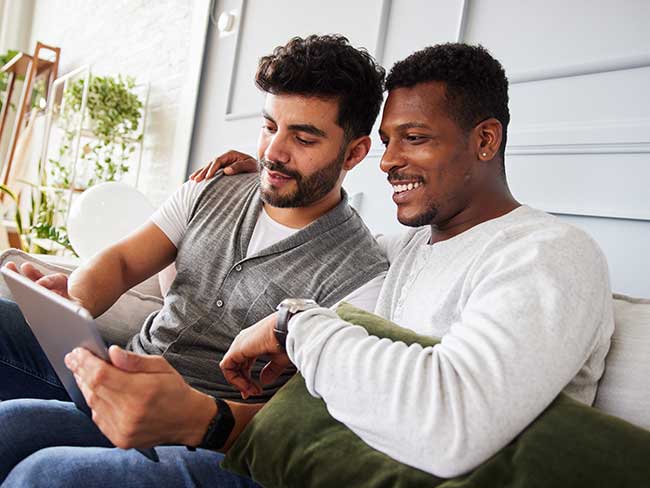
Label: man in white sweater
xmin=64 ymin=43 xmax=614 ymax=479
xmin=217 ymin=43 xmax=614 ymax=477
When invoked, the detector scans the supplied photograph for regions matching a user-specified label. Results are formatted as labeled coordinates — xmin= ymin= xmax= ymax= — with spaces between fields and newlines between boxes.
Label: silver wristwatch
xmin=274 ymin=298 xmax=319 ymax=349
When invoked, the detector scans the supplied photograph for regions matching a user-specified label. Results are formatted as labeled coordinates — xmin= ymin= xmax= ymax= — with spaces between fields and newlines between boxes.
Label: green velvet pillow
xmin=222 ymin=303 xmax=650 ymax=488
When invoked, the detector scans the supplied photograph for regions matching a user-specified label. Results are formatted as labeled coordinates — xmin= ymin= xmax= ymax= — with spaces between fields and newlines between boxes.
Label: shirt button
xmin=216 ymin=299 xmax=224 ymax=308
xmin=235 ymin=265 xmax=242 ymax=272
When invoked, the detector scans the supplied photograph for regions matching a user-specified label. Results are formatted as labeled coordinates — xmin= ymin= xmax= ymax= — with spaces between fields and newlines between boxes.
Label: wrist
xmin=274 ymin=298 xmax=319 ymax=349
xmin=183 ymin=389 xmax=218 ymax=446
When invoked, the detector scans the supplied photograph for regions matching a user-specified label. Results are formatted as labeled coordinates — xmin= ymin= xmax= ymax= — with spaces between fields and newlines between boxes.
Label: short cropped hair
xmin=385 ymin=43 xmax=510 ymax=157
xmin=256 ymin=34 xmax=385 ymax=139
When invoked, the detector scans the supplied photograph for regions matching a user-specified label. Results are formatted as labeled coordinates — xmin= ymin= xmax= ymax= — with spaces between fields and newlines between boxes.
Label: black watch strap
xmin=195 ymin=397 xmax=235 ymax=451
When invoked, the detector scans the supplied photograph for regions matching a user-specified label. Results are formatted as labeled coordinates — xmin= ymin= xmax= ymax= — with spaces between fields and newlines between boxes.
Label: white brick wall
xmin=28 ymin=0 xmax=195 ymax=205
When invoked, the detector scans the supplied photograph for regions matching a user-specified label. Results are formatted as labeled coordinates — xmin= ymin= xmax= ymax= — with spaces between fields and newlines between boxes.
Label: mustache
xmin=258 ymin=158 xmax=301 ymax=181
xmin=387 ymin=169 xmax=423 ymax=184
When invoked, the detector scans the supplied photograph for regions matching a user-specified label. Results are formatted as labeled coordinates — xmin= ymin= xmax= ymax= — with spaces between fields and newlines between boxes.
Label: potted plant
xmin=49 ymin=74 xmax=144 ymax=189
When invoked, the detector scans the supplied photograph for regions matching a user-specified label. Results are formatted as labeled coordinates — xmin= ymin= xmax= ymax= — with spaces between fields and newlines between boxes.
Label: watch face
xmin=278 ymin=298 xmax=319 ymax=313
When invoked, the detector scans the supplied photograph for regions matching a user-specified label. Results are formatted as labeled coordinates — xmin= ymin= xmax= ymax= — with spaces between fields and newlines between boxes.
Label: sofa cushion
xmin=0 ymin=249 xmax=162 ymax=347
xmin=594 ymin=293 xmax=650 ymax=429
xmin=223 ymin=302 xmax=650 ymax=488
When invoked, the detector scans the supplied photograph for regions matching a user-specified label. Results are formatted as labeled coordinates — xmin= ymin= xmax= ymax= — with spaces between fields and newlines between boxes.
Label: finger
xmin=207 ymin=158 xmax=226 ymax=178
xmin=221 ymin=362 xmax=258 ymax=396
xmin=65 ymin=348 xmax=125 ymax=393
xmin=74 ymin=372 xmax=107 ymax=411
xmin=36 ymin=273 xmax=68 ymax=294
xmin=223 ymin=158 xmax=258 ymax=175
xmin=242 ymin=357 xmax=263 ymax=396
xmin=260 ymin=356 xmax=291 ymax=386
xmin=4 ymin=261 xmax=18 ymax=273
xmin=108 ymin=345 xmax=172 ymax=374
xmin=196 ymin=163 xmax=212 ymax=181
xmin=190 ymin=168 xmax=205 ymax=182
xmin=20 ymin=262 xmax=44 ymax=282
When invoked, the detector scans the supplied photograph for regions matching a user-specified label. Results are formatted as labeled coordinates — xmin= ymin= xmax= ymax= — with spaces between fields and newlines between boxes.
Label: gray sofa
xmin=1 ymin=248 xmax=649 ymax=432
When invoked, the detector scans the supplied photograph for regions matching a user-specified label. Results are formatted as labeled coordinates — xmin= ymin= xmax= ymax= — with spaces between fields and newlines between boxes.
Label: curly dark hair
xmin=255 ymin=34 xmax=385 ymax=139
xmin=385 ymin=43 xmax=510 ymax=157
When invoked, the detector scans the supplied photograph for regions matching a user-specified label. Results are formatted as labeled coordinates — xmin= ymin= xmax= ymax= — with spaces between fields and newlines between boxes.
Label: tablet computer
xmin=1 ymin=266 xmax=159 ymax=462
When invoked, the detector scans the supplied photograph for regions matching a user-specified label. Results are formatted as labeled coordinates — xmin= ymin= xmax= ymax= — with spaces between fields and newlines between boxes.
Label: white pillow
xmin=0 ymin=249 xmax=163 ymax=347
xmin=594 ymin=294 xmax=650 ymax=430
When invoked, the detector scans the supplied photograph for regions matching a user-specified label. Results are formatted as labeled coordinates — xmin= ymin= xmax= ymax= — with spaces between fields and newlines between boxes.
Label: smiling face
xmin=379 ymin=81 xmax=479 ymax=228
xmin=257 ymin=93 xmax=349 ymax=208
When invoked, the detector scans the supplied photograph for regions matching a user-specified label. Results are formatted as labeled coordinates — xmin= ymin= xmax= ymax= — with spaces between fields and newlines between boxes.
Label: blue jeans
xmin=0 ymin=298 xmax=70 ymax=401
xmin=0 ymin=399 xmax=260 ymax=487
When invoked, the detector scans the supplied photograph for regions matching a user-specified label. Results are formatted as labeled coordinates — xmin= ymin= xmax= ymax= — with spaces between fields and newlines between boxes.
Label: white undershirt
xmin=150 ymin=179 xmax=384 ymax=311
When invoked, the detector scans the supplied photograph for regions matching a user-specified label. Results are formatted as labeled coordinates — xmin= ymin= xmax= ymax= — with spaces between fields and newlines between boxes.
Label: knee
xmin=0 ymin=297 xmax=20 ymax=313
xmin=3 ymin=447 xmax=71 ymax=487
xmin=0 ymin=399 xmax=41 ymax=440
xmin=0 ymin=399 xmax=74 ymax=450
xmin=0 ymin=400 xmax=48 ymax=483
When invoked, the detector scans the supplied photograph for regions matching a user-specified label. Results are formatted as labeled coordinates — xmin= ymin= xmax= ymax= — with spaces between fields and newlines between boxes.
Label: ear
xmin=474 ymin=118 xmax=503 ymax=161
xmin=342 ymin=135 xmax=371 ymax=171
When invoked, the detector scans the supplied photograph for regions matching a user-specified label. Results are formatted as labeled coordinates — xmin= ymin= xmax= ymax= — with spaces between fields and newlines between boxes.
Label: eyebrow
xmin=379 ymin=122 xmax=432 ymax=138
xmin=262 ymin=110 xmax=327 ymax=138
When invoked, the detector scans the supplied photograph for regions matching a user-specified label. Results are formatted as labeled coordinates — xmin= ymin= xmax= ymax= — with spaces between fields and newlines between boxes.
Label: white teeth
xmin=392 ymin=181 xmax=422 ymax=193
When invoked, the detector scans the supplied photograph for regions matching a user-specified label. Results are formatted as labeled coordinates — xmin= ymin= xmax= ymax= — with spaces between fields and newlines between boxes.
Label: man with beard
xmin=181 ymin=43 xmax=613 ymax=479
xmin=0 ymin=35 xmax=387 ymax=486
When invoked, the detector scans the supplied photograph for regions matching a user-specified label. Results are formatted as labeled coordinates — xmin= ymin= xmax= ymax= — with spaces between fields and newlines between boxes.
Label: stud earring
xmin=481 ymin=152 xmax=487 ymax=157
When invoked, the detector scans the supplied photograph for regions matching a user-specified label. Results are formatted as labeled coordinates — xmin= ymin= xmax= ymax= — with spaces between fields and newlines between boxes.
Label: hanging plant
xmin=50 ymin=74 xmax=143 ymax=188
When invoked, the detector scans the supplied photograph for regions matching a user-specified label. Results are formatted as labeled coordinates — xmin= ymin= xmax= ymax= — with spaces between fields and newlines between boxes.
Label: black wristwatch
xmin=274 ymin=298 xmax=319 ymax=349
xmin=195 ymin=397 xmax=235 ymax=451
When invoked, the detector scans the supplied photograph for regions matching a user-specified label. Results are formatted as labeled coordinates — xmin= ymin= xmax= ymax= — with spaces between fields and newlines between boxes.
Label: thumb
xmin=259 ymin=356 xmax=291 ymax=386
xmin=109 ymin=345 xmax=172 ymax=374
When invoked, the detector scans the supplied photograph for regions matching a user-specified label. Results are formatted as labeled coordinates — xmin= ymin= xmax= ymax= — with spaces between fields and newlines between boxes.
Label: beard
xmin=388 ymin=169 xmax=439 ymax=227
xmin=398 ymin=205 xmax=438 ymax=227
xmin=258 ymin=148 xmax=346 ymax=208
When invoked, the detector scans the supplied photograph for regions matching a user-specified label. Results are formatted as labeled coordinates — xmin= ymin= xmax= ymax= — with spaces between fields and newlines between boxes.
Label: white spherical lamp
xmin=67 ymin=182 xmax=155 ymax=260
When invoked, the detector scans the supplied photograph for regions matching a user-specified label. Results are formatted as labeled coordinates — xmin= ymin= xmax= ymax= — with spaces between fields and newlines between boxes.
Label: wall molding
xmin=456 ymin=0 xmax=470 ymax=43
xmin=551 ymin=211 xmax=650 ymax=223
xmin=224 ymin=0 xmax=249 ymax=121
xmin=508 ymin=117 xmax=650 ymax=153
xmin=374 ymin=0 xmax=392 ymax=65
xmin=224 ymin=0 xmax=393 ymax=121
xmin=509 ymin=52 xmax=650 ymax=84
xmin=366 ymin=142 xmax=650 ymax=160
xmin=506 ymin=142 xmax=650 ymax=156
xmin=172 ymin=0 xmax=211 ymax=185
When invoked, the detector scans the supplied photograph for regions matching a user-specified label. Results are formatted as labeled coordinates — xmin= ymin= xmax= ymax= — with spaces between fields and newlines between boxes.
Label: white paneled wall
xmin=26 ymin=0 xmax=204 ymax=206
xmin=190 ymin=0 xmax=650 ymax=296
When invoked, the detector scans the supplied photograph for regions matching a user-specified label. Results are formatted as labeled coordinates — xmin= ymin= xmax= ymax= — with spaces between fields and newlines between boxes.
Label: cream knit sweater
xmin=287 ymin=206 xmax=614 ymax=477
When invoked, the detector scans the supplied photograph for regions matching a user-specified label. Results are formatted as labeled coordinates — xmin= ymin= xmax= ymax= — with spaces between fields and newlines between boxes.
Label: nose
xmin=263 ymin=131 xmax=290 ymax=165
xmin=379 ymin=141 xmax=404 ymax=174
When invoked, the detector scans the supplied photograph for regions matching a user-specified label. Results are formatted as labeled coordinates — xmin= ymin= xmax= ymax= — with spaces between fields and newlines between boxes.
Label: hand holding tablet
xmin=1 ymin=266 xmax=159 ymax=462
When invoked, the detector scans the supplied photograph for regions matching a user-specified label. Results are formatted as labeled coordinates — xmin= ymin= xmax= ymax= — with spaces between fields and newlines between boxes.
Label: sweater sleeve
xmin=286 ymin=227 xmax=613 ymax=478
